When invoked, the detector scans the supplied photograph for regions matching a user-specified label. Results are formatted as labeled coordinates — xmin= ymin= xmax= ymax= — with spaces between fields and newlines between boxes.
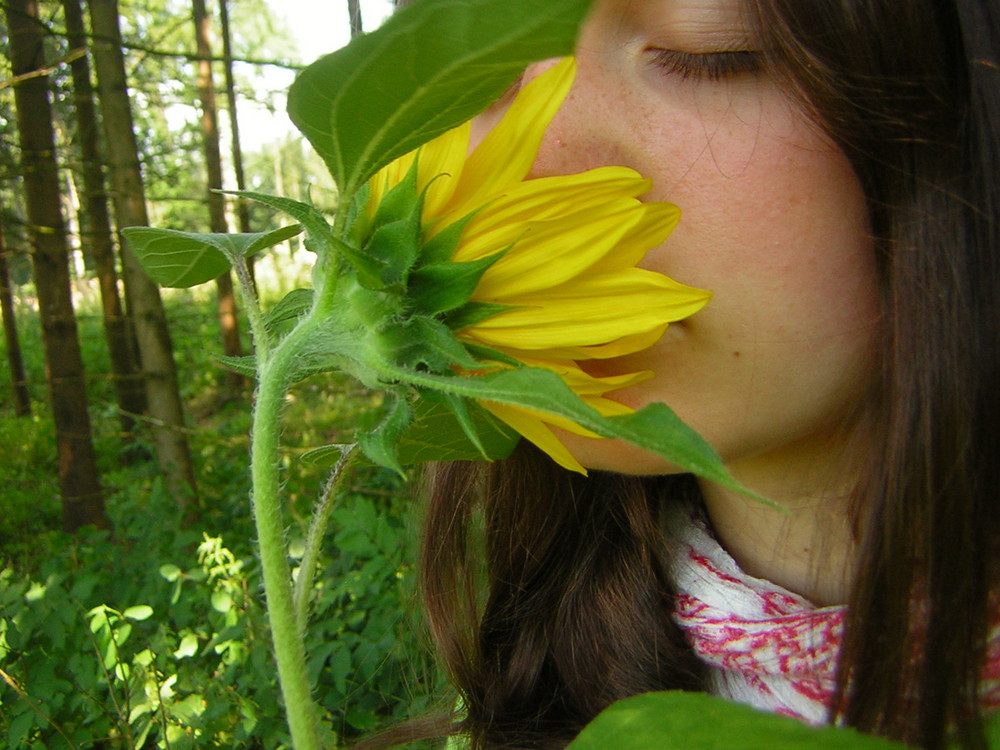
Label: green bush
xmin=0 ymin=470 xmax=441 ymax=749
xmin=0 ymin=291 xmax=444 ymax=749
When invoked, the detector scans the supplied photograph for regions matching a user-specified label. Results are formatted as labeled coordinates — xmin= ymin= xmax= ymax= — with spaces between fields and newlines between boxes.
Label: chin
xmin=555 ymin=431 xmax=689 ymax=477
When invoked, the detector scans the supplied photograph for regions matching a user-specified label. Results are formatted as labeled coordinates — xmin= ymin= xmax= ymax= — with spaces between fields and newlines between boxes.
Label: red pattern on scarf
xmin=663 ymin=503 xmax=1000 ymax=724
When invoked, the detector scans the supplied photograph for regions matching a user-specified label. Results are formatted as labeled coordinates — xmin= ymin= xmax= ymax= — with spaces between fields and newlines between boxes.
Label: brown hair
xmin=405 ymin=1 xmax=1000 ymax=749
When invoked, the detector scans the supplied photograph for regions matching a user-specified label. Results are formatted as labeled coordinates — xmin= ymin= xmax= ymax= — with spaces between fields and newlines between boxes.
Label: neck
xmin=696 ymin=437 xmax=860 ymax=607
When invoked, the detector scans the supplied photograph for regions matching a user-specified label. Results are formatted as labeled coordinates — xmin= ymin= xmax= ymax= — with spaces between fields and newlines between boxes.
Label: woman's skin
xmin=473 ymin=0 xmax=882 ymax=606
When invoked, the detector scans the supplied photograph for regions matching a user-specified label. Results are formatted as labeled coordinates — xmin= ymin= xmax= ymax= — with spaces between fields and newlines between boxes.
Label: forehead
xmin=610 ymin=0 xmax=753 ymax=41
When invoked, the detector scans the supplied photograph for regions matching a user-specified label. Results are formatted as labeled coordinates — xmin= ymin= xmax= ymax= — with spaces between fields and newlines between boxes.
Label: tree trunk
xmin=6 ymin=0 xmax=109 ymax=531
xmin=218 ymin=0 xmax=251 ymax=236
xmin=192 ymin=0 xmax=245 ymax=394
xmin=87 ymin=0 xmax=199 ymax=511
xmin=63 ymin=0 xmax=147 ymax=440
xmin=0 ymin=214 xmax=31 ymax=417
xmin=347 ymin=0 xmax=363 ymax=37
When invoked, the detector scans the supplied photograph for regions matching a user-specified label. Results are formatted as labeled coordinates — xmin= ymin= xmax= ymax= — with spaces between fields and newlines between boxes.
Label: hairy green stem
xmin=250 ymin=317 xmax=325 ymax=750
xmin=294 ymin=443 xmax=360 ymax=629
xmin=230 ymin=253 xmax=272 ymax=362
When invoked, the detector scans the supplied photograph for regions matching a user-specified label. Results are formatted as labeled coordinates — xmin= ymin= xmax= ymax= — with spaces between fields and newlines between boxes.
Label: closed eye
xmin=648 ymin=49 xmax=762 ymax=81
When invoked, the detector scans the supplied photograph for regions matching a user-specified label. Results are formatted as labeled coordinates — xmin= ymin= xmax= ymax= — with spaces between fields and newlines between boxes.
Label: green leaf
xmin=384 ymin=365 xmax=768 ymax=503
xmin=396 ymin=397 xmax=519 ymax=464
xmin=357 ymin=395 xmax=414 ymax=477
xmin=567 ymin=692 xmax=907 ymax=750
xmin=228 ymin=190 xmax=335 ymax=248
xmin=287 ymin=0 xmax=595 ymax=199
xmin=266 ymin=288 xmax=315 ymax=335
xmin=420 ymin=390 xmax=502 ymax=460
xmin=215 ymin=354 xmax=258 ymax=378
xmin=299 ymin=443 xmax=353 ymax=468
xmin=122 ymin=605 xmax=153 ymax=621
xmin=121 ymin=225 xmax=301 ymax=288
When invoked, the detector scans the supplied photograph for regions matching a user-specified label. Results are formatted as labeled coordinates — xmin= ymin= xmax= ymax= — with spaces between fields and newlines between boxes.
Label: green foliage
xmin=0 ymin=473 xmax=438 ymax=749
xmin=567 ymin=692 xmax=909 ymax=750
xmin=0 ymin=290 xmax=439 ymax=749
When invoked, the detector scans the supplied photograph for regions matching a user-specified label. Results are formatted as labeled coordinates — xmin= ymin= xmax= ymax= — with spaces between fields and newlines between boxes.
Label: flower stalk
xmin=246 ymin=307 xmax=329 ymax=750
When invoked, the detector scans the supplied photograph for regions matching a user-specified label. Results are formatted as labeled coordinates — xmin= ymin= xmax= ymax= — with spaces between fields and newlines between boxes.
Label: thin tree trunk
xmin=6 ymin=0 xmax=108 ymax=531
xmin=192 ymin=0 xmax=245 ymax=394
xmin=88 ymin=0 xmax=199 ymax=511
xmin=218 ymin=0 xmax=250 ymax=235
xmin=347 ymin=0 xmax=363 ymax=37
xmin=63 ymin=0 xmax=147 ymax=440
xmin=0 ymin=214 xmax=31 ymax=417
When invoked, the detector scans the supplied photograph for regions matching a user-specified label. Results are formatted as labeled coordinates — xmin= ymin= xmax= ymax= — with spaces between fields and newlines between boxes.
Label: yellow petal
xmin=444 ymin=167 xmax=651 ymax=238
xmin=480 ymin=400 xmax=588 ymax=474
xmin=469 ymin=204 xmax=647 ymax=297
xmin=417 ymin=122 xmax=471 ymax=223
xmin=581 ymin=202 xmax=681 ymax=274
xmin=447 ymin=58 xmax=576 ymax=216
xmin=368 ymin=149 xmax=417 ymax=219
xmin=467 ymin=271 xmax=711 ymax=350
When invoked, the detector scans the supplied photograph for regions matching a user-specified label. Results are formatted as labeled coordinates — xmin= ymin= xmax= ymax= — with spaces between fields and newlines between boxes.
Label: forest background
xmin=0 ymin=1 xmax=441 ymax=747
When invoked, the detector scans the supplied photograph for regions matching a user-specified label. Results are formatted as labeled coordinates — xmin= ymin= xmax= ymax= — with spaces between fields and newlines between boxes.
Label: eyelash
xmin=648 ymin=49 xmax=762 ymax=81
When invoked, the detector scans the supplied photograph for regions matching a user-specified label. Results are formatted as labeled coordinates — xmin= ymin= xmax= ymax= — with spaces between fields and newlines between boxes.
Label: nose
xmin=469 ymin=9 xmax=642 ymax=179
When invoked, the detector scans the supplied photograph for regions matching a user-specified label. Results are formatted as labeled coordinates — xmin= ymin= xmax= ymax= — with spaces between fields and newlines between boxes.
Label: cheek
xmin=647 ymin=105 xmax=876 ymax=333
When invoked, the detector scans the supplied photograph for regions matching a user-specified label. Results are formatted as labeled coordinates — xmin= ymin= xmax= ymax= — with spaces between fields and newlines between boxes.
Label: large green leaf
xmin=287 ymin=0 xmax=594 ymax=199
xmin=122 ymin=225 xmax=301 ymax=288
xmin=397 ymin=397 xmax=519 ymax=465
xmin=383 ymin=365 xmax=769 ymax=503
xmin=567 ymin=692 xmax=907 ymax=750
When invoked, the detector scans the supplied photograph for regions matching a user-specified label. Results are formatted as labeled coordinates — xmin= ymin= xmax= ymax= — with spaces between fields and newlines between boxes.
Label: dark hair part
xmin=409 ymin=2 xmax=1000 ymax=749
xmin=749 ymin=1 xmax=1000 ymax=747
xmin=419 ymin=448 xmax=706 ymax=749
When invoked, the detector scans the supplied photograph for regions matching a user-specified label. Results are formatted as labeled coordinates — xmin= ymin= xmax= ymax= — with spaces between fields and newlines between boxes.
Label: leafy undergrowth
xmin=0 ymin=288 xmax=446 ymax=748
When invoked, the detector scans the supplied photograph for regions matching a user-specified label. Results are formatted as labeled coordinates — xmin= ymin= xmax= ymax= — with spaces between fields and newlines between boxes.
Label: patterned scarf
xmin=661 ymin=501 xmax=846 ymax=724
xmin=662 ymin=501 xmax=1000 ymax=724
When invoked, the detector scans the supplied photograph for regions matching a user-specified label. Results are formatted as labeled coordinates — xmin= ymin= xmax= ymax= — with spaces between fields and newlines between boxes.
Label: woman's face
xmin=482 ymin=0 xmax=881 ymax=479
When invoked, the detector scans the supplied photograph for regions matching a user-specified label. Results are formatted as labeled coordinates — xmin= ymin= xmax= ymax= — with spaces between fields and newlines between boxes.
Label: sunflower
xmin=365 ymin=57 xmax=711 ymax=473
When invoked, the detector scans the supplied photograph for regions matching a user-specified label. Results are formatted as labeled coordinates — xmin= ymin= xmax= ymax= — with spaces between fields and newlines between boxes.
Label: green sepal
xmin=567 ymin=692 xmax=907 ymax=750
xmin=417 ymin=209 xmax=476 ymax=267
xmin=409 ymin=251 xmax=504 ymax=318
xmin=363 ymin=168 xmax=423 ymax=289
xmin=395 ymin=396 xmax=520 ymax=464
xmin=121 ymin=225 xmax=302 ymax=288
xmin=379 ymin=316 xmax=482 ymax=373
xmin=459 ymin=342 xmax=522 ymax=369
xmin=344 ymin=282 xmax=407 ymax=332
xmin=339 ymin=240 xmax=392 ymax=291
xmin=370 ymin=156 xmax=420 ymax=233
xmin=343 ymin=182 xmax=373 ymax=249
xmin=443 ymin=301 xmax=515 ymax=331
xmin=356 ymin=394 xmax=414 ymax=478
